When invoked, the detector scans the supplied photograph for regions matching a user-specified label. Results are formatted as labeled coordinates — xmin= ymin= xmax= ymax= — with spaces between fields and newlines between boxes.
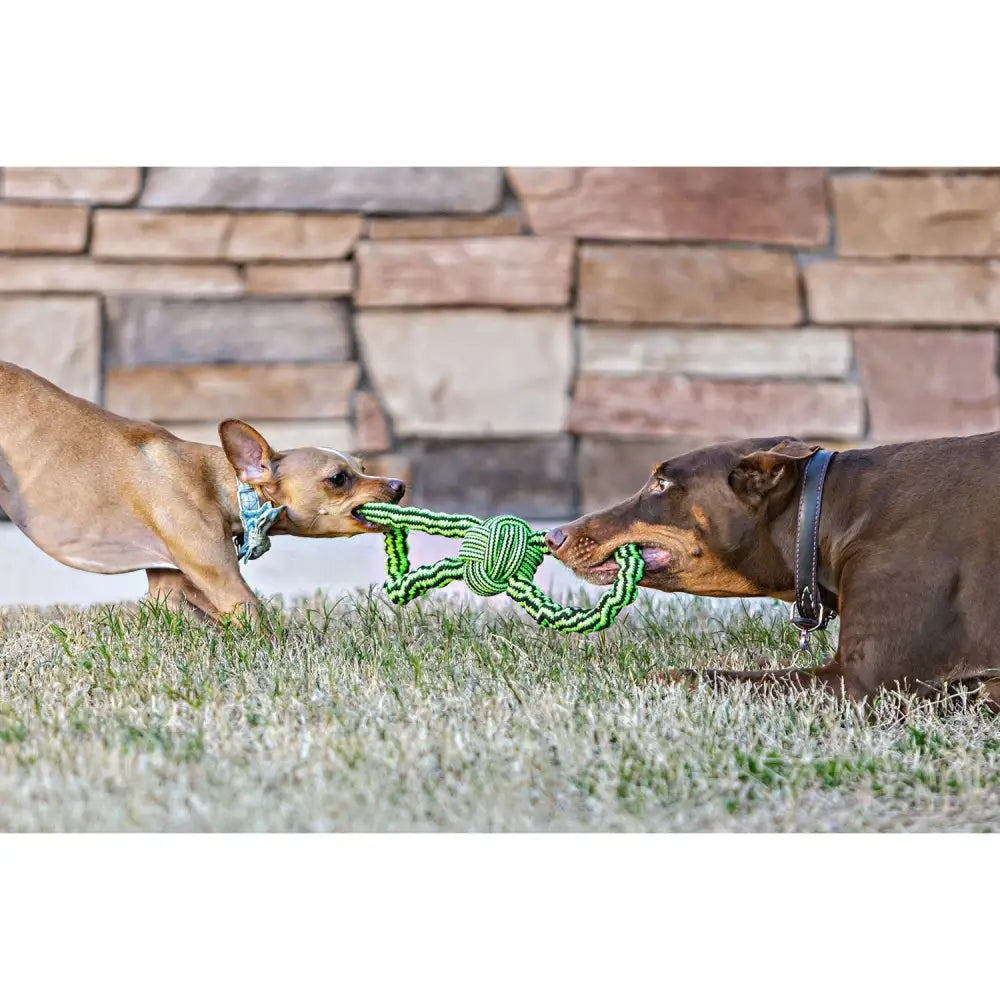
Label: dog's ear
xmin=219 ymin=420 xmax=277 ymax=484
xmin=729 ymin=439 xmax=819 ymax=507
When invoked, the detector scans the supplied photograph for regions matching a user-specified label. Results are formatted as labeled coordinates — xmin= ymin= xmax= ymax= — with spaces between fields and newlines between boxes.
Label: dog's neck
xmin=194 ymin=444 xmax=282 ymax=538
xmin=765 ymin=451 xmax=870 ymax=603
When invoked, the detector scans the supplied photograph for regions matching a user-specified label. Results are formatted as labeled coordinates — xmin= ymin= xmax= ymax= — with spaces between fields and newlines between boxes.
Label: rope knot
xmin=459 ymin=515 xmax=544 ymax=596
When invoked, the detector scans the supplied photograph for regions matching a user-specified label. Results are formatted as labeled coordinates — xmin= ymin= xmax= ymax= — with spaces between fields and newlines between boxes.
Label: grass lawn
xmin=1 ymin=591 xmax=999 ymax=832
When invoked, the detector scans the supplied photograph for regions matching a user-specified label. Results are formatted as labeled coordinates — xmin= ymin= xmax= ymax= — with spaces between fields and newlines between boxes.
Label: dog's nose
xmin=544 ymin=527 xmax=567 ymax=552
xmin=387 ymin=479 xmax=406 ymax=500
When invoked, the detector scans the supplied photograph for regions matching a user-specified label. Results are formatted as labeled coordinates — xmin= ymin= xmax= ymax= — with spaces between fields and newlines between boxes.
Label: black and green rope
xmin=357 ymin=503 xmax=644 ymax=634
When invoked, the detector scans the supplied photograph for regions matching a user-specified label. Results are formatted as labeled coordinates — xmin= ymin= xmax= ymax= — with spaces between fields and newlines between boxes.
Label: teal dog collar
xmin=235 ymin=480 xmax=287 ymax=564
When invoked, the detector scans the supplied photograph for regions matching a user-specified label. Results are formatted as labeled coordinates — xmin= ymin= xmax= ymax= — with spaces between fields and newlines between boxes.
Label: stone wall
xmin=1 ymin=166 xmax=998 ymax=518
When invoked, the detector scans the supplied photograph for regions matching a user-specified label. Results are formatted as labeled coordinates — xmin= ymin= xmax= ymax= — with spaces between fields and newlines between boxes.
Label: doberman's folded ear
xmin=219 ymin=420 xmax=277 ymax=484
xmin=729 ymin=439 xmax=820 ymax=507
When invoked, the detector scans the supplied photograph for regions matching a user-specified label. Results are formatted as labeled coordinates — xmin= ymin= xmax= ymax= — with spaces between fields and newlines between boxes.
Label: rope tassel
xmin=358 ymin=503 xmax=644 ymax=634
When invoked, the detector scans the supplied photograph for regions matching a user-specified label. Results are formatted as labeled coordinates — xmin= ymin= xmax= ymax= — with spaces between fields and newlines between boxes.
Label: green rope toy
xmin=357 ymin=503 xmax=645 ymax=634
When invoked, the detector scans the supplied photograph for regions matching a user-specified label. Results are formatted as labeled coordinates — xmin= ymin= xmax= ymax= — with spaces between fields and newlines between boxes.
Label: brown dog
xmin=0 ymin=362 xmax=404 ymax=621
xmin=546 ymin=435 xmax=1000 ymax=703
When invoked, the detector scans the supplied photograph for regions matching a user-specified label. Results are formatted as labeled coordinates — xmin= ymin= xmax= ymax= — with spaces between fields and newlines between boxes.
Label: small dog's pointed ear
xmin=219 ymin=420 xmax=276 ymax=484
xmin=729 ymin=439 xmax=819 ymax=507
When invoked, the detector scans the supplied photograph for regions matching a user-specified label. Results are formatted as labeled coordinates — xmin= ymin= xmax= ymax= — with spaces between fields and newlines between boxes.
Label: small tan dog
xmin=0 ymin=362 xmax=405 ymax=621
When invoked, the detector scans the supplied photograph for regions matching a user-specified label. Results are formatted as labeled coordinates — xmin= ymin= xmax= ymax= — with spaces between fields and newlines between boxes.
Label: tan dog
xmin=0 ymin=362 xmax=405 ymax=621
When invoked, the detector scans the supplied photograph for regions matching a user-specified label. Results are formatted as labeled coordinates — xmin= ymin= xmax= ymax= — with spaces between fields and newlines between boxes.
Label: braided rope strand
xmin=359 ymin=503 xmax=644 ymax=634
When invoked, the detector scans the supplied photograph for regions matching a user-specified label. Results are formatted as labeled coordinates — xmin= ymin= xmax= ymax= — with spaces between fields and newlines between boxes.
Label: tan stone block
xmin=833 ymin=174 xmax=1000 ymax=257
xmin=853 ymin=329 xmax=1000 ymax=439
xmin=92 ymin=211 xmax=230 ymax=259
xmin=161 ymin=420 xmax=356 ymax=453
xmin=0 ymin=296 xmax=101 ymax=400
xmin=570 ymin=376 xmax=863 ymax=439
xmin=3 ymin=167 xmax=141 ymax=203
xmin=354 ymin=391 xmax=391 ymax=453
xmin=0 ymin=204 xmax=89 ymax=252
xmin=580 ymin=326 xmax=852 ymax=378
xmin=244 ymin=262 xmax=353 ymax=297
xmin=105 ymin=299 xmax=351 ymax=366
xmin=357 ymin=310 xmax=572 ymax=436
xmin=356 ymin=237 xmax=574 ymax=307
xmin=508 ymin=168 xmax=578 ymax=198
xmin=226 ymin=213 xmax=362 ymax=260
xmin=0 ymin=257 xmax=241 ymax=296
xmin=508 ymin=167 xmax=829 ymax=245
xmin=93 ymin=210 xmax=363 ymax=262
xmin=805 ymin=260 xmax=1000 ymax=324
xmin=578 ymin=437 xmax=713 ymax=511
xmin=225 ymin=212 xmax=361 ymax=261
xmin=577 ymin=245 xmax=801 ymax=325
xmin=367 ymin=215 xmax=523 ymax=239
xmin=142 ymin=167 xmax=503 ymax=213
xmin=105 ymin=363 xmax=359 ymax=421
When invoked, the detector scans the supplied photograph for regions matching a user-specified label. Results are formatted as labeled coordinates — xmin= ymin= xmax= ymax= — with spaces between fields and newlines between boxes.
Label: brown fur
xmin=547 ymin=434 xmax=1000 ymax=704
xmin=0 ymin=362 xmax=405 ymax=621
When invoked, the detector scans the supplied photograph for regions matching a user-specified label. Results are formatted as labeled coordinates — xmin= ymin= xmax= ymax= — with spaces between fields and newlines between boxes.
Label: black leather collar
xmin=790 ymin=448 xmax=837 ymax=648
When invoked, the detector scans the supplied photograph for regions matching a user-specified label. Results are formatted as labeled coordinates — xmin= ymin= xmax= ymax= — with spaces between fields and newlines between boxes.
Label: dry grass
xmin=1 ymin=591 xmax=999 ymax=831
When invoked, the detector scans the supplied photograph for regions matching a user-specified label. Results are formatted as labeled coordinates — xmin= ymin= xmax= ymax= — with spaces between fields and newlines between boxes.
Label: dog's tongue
xmin=593 ymin=546 xmax=672 ymax=574
xmin=641 ymin=546 xmax=672 ymax=572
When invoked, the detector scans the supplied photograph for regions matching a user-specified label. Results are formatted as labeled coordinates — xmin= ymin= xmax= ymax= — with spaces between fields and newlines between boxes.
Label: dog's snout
xmin=387 ymin=479 xmax=406 ymax=500
xmin=545 ymin=527 xmax=567 ymax=552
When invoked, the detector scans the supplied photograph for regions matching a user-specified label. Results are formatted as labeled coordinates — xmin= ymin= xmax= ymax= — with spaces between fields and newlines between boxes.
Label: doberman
xmin=546 ymin=435 xmax=1000 ymax=703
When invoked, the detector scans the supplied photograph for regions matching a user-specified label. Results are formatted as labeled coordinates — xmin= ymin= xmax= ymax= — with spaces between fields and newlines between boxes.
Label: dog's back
xmin=0 ymin=361 xmax=190 ymax=573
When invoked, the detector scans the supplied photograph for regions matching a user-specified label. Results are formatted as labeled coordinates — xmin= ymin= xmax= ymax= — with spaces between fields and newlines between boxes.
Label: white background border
xmin=2 ymin=2 xmax=999 ymax=995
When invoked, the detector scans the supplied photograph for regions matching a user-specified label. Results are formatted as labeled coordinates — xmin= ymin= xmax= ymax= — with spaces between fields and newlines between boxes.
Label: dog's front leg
xmin=161 ymin=533 xmax=261 ymax=625
xmin=145 ymin=569 xmax=217 ymax=622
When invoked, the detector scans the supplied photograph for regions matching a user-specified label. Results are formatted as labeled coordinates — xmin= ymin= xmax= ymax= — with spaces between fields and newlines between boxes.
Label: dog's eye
xmin=328 ymin=471 xmax=348 ymax=487
xmin=653 ymin=477 xmax=671 ymax=493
